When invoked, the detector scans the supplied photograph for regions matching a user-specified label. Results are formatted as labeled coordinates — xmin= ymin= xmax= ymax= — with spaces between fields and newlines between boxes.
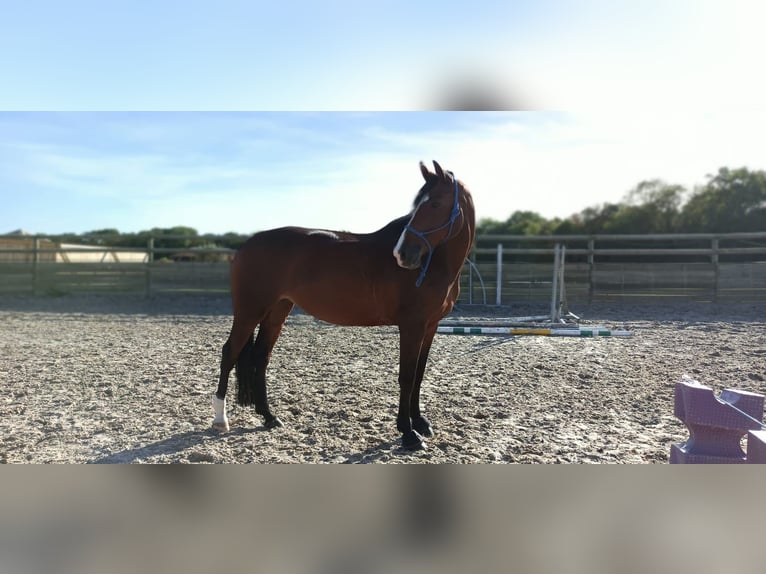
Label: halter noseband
xmin=403 ymin=177 xmax=462 ymax=287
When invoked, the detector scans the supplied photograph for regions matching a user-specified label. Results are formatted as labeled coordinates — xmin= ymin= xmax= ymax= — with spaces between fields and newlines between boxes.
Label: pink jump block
xmin=747 ymin=430 xmax=766 ymax=464
xmin=670 ymin=379 xmax=765 ymax=464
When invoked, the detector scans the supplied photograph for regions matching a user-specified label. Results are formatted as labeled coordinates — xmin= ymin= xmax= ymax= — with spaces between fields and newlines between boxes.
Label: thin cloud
xmin=2 ymin=111 xmax=766 ymax=234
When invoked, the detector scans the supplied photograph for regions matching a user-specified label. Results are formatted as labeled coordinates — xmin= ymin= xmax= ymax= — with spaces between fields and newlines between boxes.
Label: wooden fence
xmin=461 ymin=232 xmax=766 ymax=304
xmin=1 ymin=233 xmax=765 ymax=303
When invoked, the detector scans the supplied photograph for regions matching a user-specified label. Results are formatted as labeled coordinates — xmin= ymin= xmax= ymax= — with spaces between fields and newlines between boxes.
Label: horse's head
xmin=393 ymin=160 xmax=469 ymax=285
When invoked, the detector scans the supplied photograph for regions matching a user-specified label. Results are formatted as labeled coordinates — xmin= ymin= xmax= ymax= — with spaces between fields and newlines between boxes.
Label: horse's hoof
xmin=263 ymin=417 xmax=283 ymax=430
xmin=412 ymin=416 xmax=434 ymax=438
xmin=212 ymin=421 xmax=230 ymax=433
xmin=402 ymin=430 xmax=426 ymax=450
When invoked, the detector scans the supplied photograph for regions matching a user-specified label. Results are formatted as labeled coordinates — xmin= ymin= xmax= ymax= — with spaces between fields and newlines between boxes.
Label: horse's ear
xmin=432 ymin=160 xmax=445 ymax=180
xmin=420 ymin=161 xmax=432 ymax=181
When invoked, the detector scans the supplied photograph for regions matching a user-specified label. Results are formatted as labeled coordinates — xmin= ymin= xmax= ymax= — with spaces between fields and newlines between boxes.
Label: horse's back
xmin=229 ymin=220 xmax=460 ymax=327
xmin=230 ymin=227 xmax=396 ymax=324
xmin=242 ymin=226 xmax=337 ymax=246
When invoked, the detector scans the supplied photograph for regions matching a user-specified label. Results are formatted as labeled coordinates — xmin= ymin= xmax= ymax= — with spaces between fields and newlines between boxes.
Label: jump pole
xmin=555 ymin=243 xmax=580 ymax=323
xmin=550 ymin=244 xmax=560 ymax=322
xmin=436 ymin=326 xmax=634 ymax=337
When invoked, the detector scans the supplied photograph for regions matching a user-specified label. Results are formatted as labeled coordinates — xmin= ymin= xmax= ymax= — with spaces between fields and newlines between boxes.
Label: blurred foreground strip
xmin=0 ymin=466 xmax=764 ymax=574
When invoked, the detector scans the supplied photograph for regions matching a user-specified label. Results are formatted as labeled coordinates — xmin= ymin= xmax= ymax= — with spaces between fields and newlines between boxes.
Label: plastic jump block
xmin=747 ymin=430 xmax=766 ymax=464
xmin=670 ymin=379 xmax=765 ymax=464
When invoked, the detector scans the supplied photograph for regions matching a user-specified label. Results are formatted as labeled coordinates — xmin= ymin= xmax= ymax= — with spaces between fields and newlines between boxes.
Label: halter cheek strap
xmin=403 ymin=178 xmax=462 ymax=287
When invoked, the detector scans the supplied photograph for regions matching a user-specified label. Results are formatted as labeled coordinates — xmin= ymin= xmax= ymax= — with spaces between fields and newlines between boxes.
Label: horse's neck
xmin=363 ymin=215 xmax=409 ymax=244
xmin=454 ymin=221 xmax=474 ymax=265
xmin=448 ymin=202 xmax=475 ymax=273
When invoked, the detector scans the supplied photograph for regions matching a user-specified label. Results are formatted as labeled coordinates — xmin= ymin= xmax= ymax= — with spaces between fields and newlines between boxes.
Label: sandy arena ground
xmin=1 ymin=295 xmax=764 ymax=463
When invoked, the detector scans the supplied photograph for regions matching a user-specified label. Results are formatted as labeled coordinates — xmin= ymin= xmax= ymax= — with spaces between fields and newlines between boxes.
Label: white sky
xmin=1 ymin=111 xmax=764 ymax=235
xmin=1 ymin=2 xmax=765 ymax=234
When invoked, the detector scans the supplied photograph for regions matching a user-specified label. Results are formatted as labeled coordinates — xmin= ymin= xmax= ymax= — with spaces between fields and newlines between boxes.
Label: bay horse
xmin=212 ymin=160 xmax=475 ymax=450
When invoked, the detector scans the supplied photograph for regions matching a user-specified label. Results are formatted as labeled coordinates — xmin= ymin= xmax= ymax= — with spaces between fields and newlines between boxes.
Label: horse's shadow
xmin=90 ymin=427 xmax=405 ymax=464
xmin=88 ymin=426 xmax=265 ymax=464
xmin=342 ymin=440 xmax=418 ymax=463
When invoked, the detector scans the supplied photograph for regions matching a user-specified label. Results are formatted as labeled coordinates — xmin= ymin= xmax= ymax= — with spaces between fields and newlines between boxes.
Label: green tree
xmin=216 ymin=232 xmax=249 ymax=250
xmin=574 ymin=203 xmax=621 ymax=234
xmin=142 ymin=226 xmax=200 ymax=249
xmin=477 ymin=217 xmax=510 ymax=235
xmin=477 ymin=210 xmax=554 ymax=235
xmin=506 ymin=211 xmax=555 ymax=234
xmin=552 ymin=217 xmax=584 ymax=235
xmin=82 ymin=228 xmax=124 ymax=245
xmin=605 ymin=180 xmax=686 ymax=233
xmin=680 ymin=167 xmax=766 ymax=232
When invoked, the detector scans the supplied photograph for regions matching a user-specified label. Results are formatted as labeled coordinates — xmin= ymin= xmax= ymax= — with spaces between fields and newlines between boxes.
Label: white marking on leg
xmin=212 ymin=395 xmax=230 ymax=432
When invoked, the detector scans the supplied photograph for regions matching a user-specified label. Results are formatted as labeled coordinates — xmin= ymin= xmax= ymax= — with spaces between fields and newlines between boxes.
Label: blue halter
xmin=402 ymin=177 xmax=462 ymax=287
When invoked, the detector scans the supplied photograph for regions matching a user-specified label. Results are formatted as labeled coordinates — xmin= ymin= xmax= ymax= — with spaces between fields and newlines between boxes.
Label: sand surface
xmin=1 ymin=295 xmax=764 ymax=463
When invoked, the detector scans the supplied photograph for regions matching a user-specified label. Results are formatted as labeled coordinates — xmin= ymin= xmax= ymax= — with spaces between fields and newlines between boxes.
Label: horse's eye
xmin=431 ymin=202 xmax=442 ymax=209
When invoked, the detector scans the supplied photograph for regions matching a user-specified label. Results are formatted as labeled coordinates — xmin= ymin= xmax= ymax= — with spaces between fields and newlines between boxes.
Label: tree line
xmin=477 ymin=166 xmax=766 ymax=236
xmin=50 ymin=227 xmax=249 ymax=251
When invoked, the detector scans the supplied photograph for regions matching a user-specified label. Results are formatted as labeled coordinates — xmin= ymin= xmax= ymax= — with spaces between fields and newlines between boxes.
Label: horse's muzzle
xmin=393 ymin=243 xmax=424 ymax=270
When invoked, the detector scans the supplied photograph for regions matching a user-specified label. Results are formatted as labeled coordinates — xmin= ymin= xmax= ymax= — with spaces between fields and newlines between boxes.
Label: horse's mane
xmin=367 ymin=214 xmax=409 ymax=240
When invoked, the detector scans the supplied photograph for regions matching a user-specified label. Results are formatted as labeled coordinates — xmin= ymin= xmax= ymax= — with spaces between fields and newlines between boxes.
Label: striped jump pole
xmin=436 ymin=326 xmax=634 ymax=337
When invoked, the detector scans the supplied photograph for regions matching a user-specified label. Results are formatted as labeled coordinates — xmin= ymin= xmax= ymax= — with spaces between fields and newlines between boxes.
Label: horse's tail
xmin=235 ymin=333 xmax=257 ymax=406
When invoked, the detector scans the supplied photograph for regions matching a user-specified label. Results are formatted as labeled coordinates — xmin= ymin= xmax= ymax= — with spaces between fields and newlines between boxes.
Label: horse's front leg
xmin=410 ymin=323 xmax=438 ymax=439
xmin=397 ymin=325 xmax=426 ymax=450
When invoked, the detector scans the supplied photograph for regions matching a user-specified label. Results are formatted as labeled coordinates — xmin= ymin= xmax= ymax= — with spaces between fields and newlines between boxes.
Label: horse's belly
xmin=294 ymin=297 xmax=391 ymax=327
xmin=289 ymin=283 xmax=395 ymax=327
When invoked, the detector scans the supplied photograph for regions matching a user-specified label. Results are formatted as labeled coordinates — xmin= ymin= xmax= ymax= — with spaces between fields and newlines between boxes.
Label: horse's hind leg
xmin=244 ymin=299 xmax=294 ymax=429
xmin=212 ymin=316 xmax=259 ymax=432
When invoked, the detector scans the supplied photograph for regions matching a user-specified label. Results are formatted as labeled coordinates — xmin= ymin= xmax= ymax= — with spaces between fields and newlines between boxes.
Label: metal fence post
xmin=33 ymin=236 xmax=40 ymax=295
xmin=145 ymin=237 xmax=154 ymax=297
xmin=468 ymin=253 xmax=473 ymax=305
xmin=495 ymin=243 xmax=503 ymax=306
xmin=711 ymin=237 xmax=719 ymax=303
xmin=588 ymin=238 xmax=595 ymax=304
